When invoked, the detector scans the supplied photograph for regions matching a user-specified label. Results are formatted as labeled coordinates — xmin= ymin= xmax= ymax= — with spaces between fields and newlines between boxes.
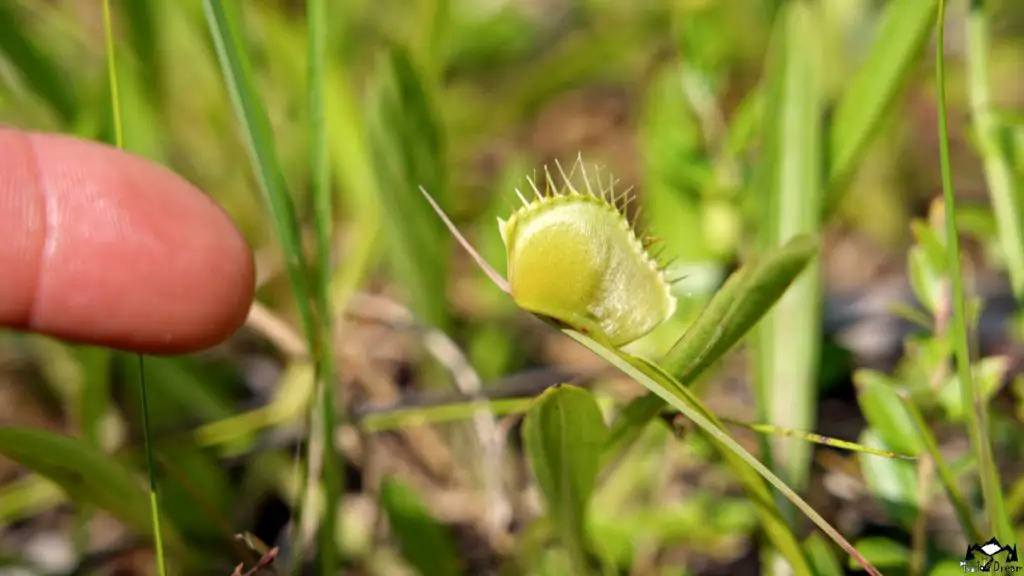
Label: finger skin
xmin=0 ymin=127 xmax=255 ymax=355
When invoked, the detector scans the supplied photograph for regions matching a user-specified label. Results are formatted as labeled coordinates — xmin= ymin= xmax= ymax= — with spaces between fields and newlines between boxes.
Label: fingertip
xmin=0 ymin=127 xmax=256 ymax=354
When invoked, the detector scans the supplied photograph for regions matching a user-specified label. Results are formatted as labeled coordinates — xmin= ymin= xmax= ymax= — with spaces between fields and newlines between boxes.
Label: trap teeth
xmin=497 ymin=156 xmax=677 ymax=346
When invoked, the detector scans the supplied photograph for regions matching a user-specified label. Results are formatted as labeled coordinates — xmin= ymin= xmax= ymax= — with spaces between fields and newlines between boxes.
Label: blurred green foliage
xmin=1 ymin=0 xmax=1024 ymax=575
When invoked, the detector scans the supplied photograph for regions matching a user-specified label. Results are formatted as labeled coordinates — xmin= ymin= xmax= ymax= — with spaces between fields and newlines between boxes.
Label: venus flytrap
xmin=420 ymin=155 xmax=678 ymax=349
xmin=419 ymin=155 xmax=907 ymax=575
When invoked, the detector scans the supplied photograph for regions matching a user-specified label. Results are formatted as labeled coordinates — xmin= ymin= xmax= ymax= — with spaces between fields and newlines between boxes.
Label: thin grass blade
xmin=305 ymin=0 xmax=341 ymax=572
xmin=103 ymin=3 xmax=166 ymax=574
xmin=565 ymin=330 xmax=879 ymax=575
xmin=200 ymin=0 xmax=316 ymax=345
xmin=934 ymin=0 xmax=1013 ymax=543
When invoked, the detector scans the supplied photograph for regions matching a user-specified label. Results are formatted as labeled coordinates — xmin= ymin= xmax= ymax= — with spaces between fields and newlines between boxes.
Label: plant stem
xmin=103 ymin=2 xmax=166 ymax=574
xmin=934 ymin=0 xmax=1012 ymax=542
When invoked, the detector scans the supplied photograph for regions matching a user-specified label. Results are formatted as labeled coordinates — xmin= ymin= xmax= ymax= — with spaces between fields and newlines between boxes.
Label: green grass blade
xmin=565 ymin=330 xmax=879 ymax=575
xmin=826 ymin=0 xmax=939 ymax=207
xmin=966 ymin=0 xmax=1024 ymax=301
xmin=934 ymin=0 xmax=1013 ymax=543
xmin=751 ymin=1 xmax=824 ymax=521
xmin=306 ymin=0 xmax=341 ymax=571
xmin=202 ymin=2 xmax=329 ymax=567
xmin=103 ymin=0 xmax=124 ymax=150
xmin=664 ymin=236 xmax=819 ymax=380
xmin=367 ymin=45 xmax=452 ymax=330
xmin=200 ymin=0 xmax=316 ymax=345
xmin=103 ymin=3 xmax=166 ymax=574
xmin=720 ymin=418 xmax=916 ymax=461
xmin=601 ymin=236 xmax=818 ymax=479
xmin=121 ymin=0 xmax=164 ymax=107
xmin=0 ymin=2 xmax=77 ymax=124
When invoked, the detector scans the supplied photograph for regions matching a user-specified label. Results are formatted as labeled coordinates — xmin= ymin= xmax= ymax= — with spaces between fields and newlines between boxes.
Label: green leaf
xmin=751 ymin=0 xmax=825 ymax=510
xmin=379 ymin=476 xmax=461 ymax=576
xmin=848 ymin=537 xmax=911 ymax=570
xmin=523 ymin=385 xmax=608 ymax=575
xmin=664 ymin=235 xmax=820 ymax=381
xmin=854 ymin=370 xmax=922 ymax=457
xmin=826 ymin=0 xmax=939 ymax=204
xmin=0 ymin=427 xmax=183 ymax=554
xmin=201 ymin=0 xmax=317 ymax=346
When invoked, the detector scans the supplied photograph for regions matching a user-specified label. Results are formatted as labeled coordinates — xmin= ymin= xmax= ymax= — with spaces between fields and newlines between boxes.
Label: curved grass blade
xmin=564 ymin=330 xmax=880 ymax=575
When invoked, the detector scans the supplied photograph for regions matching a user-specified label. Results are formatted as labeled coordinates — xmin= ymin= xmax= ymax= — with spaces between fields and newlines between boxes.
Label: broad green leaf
xmin=664 ymin=235 xmax=820 ymax=381
xmin=826 ymin=0 xmax=939 ymax=204
xmin=848 ymin=537 xmax=911 ymax=571
xmin=0 ymin=427 xmax=183 ymax=554
xmin=854 ymin=370 xmax=922 ymax=457
xmin=379 ymin=476 xmax=461 ymax=576
xmin=751 ymin=0 xmax=824 ymax=511
xmin=523 ymin=385 xmax=608 ymax=575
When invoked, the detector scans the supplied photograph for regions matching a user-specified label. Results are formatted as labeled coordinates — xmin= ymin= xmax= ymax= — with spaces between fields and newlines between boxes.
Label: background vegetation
xmin=1 ymin=0 xmax=1023 ymax=574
